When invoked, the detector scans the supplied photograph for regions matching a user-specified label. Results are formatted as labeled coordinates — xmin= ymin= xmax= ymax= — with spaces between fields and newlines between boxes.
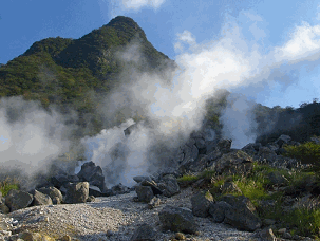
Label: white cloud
xmin=121 ymin=0 xmax=166 ymax=10
xmin=174 ymin=42 xmax=184 ymax=52
xmin=275 ymin=21 xmax=320 ymax=61
xmin=176 ymin=30 xmax=196 ymax=44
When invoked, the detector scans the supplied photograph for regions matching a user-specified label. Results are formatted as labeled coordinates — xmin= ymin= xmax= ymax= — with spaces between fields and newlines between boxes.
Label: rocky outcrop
xmin=1 ymin=131 xmax=320 ymax=240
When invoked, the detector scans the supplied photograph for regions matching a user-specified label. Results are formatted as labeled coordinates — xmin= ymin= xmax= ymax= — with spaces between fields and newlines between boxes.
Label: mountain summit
xmin=0 ymin=16 xmax=175 ymax=100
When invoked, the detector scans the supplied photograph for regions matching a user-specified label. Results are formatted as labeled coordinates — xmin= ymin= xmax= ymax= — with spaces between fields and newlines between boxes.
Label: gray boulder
xmin=135 ymin=185 xmax=154 ymax=203
xmin=63 ymin=182 xmax=89 ymax=204
xmin=191 ymin=190 xmax=213 ymax=217
xmin=158 ymin=205 xmax=199 ymax=234
xmin=37 ymin=186 xmax=63 ymax=205
xmin=219 ymin=194 xmax=262 ymax=231
xmin=180 ymin=143 xmax=199 ymax=170
xmin=130 ymin=223 xmax=156 ymax=241
xmin=77 ymin=161 xmax=107 ymax=193
xmin=212 ymin=150 xmax=253 ymax=175
xmin=5 ymin=189 xmax=33 ymax=212
xmin=217 ymin=139 xmax=232 ymax=153
xmin=241 ymin=143 xmax=262 ymax=156
xmin=29 ymin=189 xmax=53 ymax=206
xmin=50 ymin=173 xmax=70 ymax=188
xmin=258 ymin=147 xmax=278 ymax=163
xmin=141 ymin=180 xmax=163 ymax=195
xmin=209 ymin=201 xmax=233 ymax=223
xmin=133 ymin=176 xmax=152 ymax=183
xmin=267 ymin=170 xmax=290 ymax=186
xmin=162 ymin=177 xmax=180 ymax=198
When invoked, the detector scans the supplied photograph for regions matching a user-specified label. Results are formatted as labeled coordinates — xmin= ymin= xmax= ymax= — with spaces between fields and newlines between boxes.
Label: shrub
xmin=283 ymin=141 xmax=320 ymax=172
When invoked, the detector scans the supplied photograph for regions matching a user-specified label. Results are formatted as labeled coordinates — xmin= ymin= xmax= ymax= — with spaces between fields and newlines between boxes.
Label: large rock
xmin=161 ymin=177 xmax=180 ymax=198
xmin=217 ymin=139 xmax=232 ymax=153
xmin=133 ymin=176 xmax=153 ymax=183
xmin=141 ymin=180 xmax=163 ymax=195
xmin=191 ymin=190 xmax=213 ymax=218
xmin=77 ymin=161 xmax=107 ymax=192
xmin=131 ymin=223 xmax=157 ymax=241
xmin=63 ymin=182 xmax=89 ymax=204
xmin=37 ymin=186 xmax=63 ymax=205
xmin=135 ymin=185 xmax=154 ymax=203
xmin=158 ymin=205 xmax=199 ymax=234
xmin=212 ymin=150 xmax=253 ymax=175
xmin=219 ymin=194 xmax=262 ymax=231
xmin=258 ymin=147 xmax=278 ymax=163
xmin=5 ymin=189 xmax=33 ymax=212
xmin=267 ymin=170 xmax=290 ymax=186
xmin=242 ymin=143 xmax=262 ymax=156
xmin=50 ymin=173 xmax=70 ymax=188
xmin=28 ymin=189 xmax=53 ymax=206
xmin=180 ymin=143 xmax=199 ymax=169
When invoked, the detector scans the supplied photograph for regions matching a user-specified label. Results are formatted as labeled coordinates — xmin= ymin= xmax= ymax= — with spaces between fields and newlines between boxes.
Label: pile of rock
xmin=0 ymin=161 xmax=135 ymax=215
xmin=1 ymin=123 xmax=320 ymax=240
xmin=129 ymin=132 xmax=320 ymax=241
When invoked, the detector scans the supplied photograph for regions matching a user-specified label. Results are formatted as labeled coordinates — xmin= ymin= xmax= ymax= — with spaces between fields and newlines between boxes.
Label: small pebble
xmin=175 ymin=232 xmax=186 ymax=240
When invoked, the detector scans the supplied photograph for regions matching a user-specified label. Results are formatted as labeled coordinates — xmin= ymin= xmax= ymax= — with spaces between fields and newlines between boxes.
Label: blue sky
xmin=1 ymin=0 xmax=320 ymax=109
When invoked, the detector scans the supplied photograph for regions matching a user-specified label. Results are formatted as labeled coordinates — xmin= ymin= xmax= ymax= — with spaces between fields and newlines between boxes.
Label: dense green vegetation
xmin=283 ymin=139 xmax=320 ymax=172
xmin=177 ymin=157 xmax=320 ymax=240
xmin=0 ymin=16 xmax=175 ymax=138
xmin=254 ymin=100 xmax=320 ymax=145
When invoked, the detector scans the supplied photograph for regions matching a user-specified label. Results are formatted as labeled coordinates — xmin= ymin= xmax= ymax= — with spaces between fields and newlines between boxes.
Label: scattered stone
xmin=135 ymin=185 xmax=154 ymax=203
xmin=131 ymin=223 xmax=156 ymax=241
xmin=158 ymin=205 xmax=199 ymax=235
xmin=174 ymin=232 xmax=186 ymax=240
xmin=190 ymin=190 xmax=213 ymax=218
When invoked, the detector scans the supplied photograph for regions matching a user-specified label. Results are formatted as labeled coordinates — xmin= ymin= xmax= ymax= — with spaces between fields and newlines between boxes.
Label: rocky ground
xmin=0 ymin=187 xmax=271 ymax=241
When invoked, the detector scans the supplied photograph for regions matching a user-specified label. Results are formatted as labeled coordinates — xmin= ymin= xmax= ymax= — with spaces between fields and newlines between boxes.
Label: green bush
xmin=283 ymin=141 xmax=320 ymax=172
xmin=0 ymin=184 xmax=20 ymax=197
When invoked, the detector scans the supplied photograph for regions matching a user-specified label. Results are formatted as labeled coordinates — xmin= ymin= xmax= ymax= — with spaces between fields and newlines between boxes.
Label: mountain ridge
xmin=0 ymin=16 xmax=319 ymax=147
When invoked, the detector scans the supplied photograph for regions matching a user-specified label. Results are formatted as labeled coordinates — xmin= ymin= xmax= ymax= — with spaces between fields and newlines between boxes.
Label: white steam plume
xmin=80 ymin=12 xmax=320 ymax=186
xmin=4 ymin=11 xmax=320 ymax=189
xmin=0 ymin=96 xmax=80 ymax=190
